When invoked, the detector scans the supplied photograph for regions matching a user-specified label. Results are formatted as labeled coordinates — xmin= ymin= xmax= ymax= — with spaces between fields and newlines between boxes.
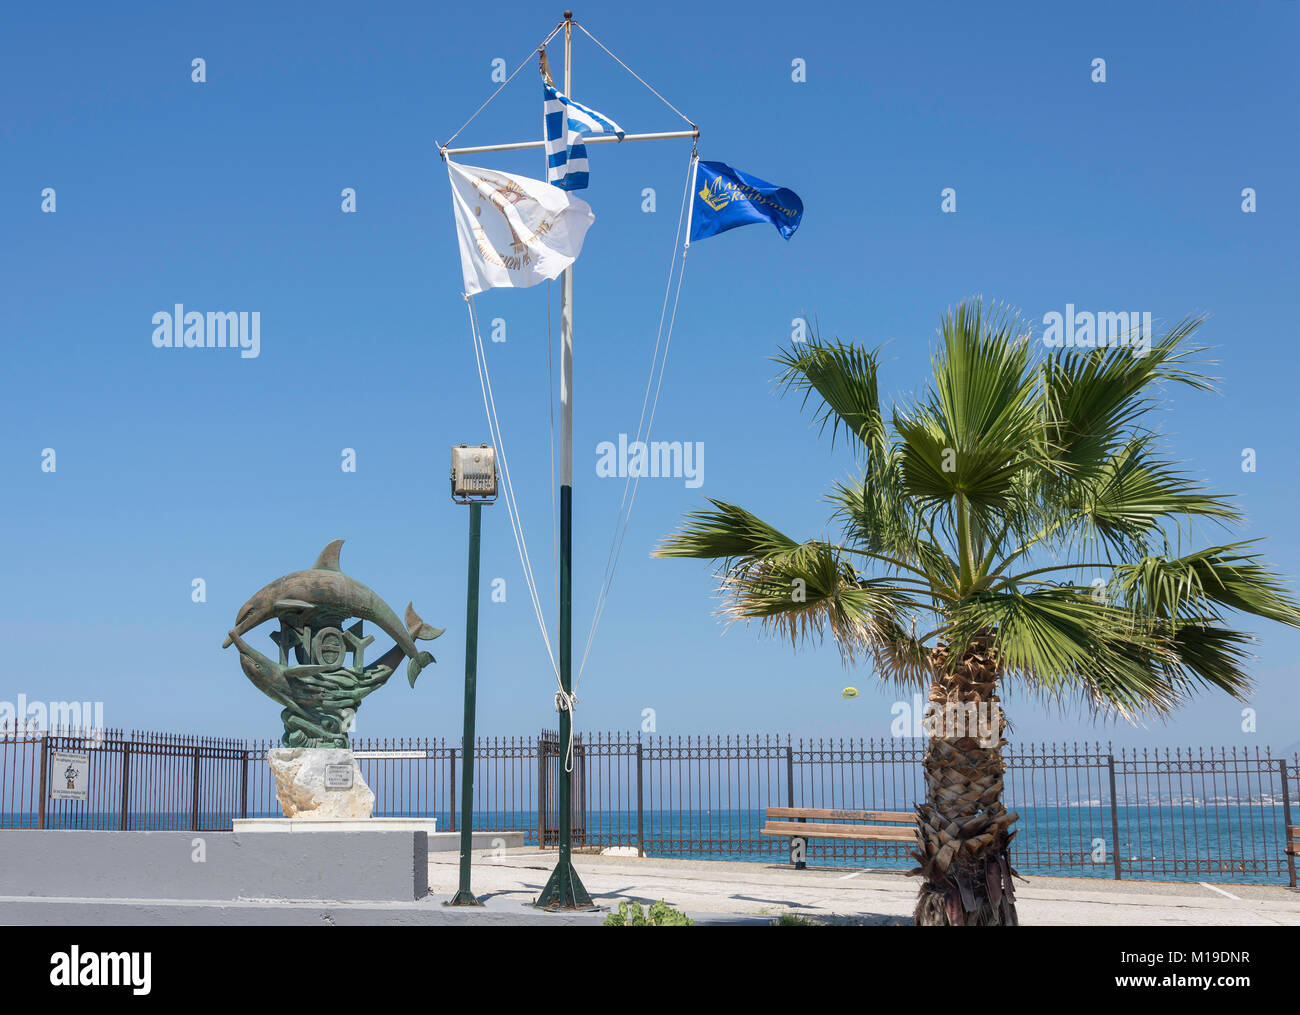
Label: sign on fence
xmin=50 ymin=752 xmax=89 ymax=801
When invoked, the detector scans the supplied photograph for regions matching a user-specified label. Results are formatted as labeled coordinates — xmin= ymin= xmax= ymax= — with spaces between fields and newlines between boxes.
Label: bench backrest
xmin=1288 ymin=825 xmax=1299 ymax=855
xmin=766 ymin=806 xmax=913 ymax=824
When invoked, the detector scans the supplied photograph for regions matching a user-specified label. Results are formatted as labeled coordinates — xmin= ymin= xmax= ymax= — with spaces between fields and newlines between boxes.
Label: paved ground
xmin=0 ymin=893 xmax=609 ymax=925
xmin=7 ymin=845 xmax=1297 ymax=926
xmin=434 ymin=848 xmax=1300 ymax=926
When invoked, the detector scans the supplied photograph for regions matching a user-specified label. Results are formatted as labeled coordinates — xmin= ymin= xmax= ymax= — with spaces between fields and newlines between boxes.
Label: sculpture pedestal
xmin=267 ymin=747 xmax=374 ymax=819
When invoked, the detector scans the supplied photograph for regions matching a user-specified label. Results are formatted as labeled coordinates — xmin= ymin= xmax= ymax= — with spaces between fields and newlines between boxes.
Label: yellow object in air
xmin=841 ymin=687 xmax=859 ymax=699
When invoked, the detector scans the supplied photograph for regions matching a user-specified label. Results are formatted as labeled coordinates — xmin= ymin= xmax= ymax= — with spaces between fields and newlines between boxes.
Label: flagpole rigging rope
xmin=441 ymin=22 xmax=566 ymax=150
xmin=573 ymin=22 xmax=696 ymax=129
xmin=575 ymin=151 xmax=696 ymax=690
xmin=465 ymin=295 xmax=561 ymax=685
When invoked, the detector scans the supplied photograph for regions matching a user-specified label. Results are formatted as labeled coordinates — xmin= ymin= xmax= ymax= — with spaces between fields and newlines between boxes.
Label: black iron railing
xmin=2 ymin=727 xmax=1295 ymax=886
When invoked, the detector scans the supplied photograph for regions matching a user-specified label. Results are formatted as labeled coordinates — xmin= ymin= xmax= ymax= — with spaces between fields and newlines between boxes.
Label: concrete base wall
xmin=428 ymin=830 xmax=526 ymax=851
xmin=0 ymin=830 xmax=428 ymax=902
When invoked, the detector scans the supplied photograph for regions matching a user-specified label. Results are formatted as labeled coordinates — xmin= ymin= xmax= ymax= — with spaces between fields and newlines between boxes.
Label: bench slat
xmin=760 ymin=821 xmax=916 ymax=842
xmin=765 ymin=807 xmax=913 ymax=824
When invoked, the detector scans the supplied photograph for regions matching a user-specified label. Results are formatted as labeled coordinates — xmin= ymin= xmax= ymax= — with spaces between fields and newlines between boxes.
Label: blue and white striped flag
xmin=544 ymin=82 xmax=623 ymax=191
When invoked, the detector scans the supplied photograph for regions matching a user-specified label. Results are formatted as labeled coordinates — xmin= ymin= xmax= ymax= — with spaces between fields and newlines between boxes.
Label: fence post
xmin=785 ymin=743 xmax=795 ymax=808
xmin=240 ymin=749 xmax=249 ymax=820
xmin=119 ymin=740 xmax=131 ymax=831
xmin=37 ymin=732 xmax=49 ymax=829
xmin=537 ymin=736 xmax=547 ymax=849
xmin=448 ymin=747 xmax=457 ymax=833
xmin=1280 ymin=759 xmax=1296 ymax=889
xmin=634 ymin=738 xmax=644 ymax=857
xmin=191 ymin=746 xmax=200 ymax=832
xmin=1107 ymin=751 xmax=1122 ymax=881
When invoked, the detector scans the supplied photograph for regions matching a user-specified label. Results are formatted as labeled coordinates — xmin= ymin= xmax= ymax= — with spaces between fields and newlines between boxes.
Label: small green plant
xmin=775 ymin=913 xmax=819 ymax=926
xmin=603 ymin=899 xmax=694 ymax=926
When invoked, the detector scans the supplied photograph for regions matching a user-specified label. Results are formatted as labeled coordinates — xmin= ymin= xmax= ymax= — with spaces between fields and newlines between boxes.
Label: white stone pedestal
xmin=267 ymin=747 xmax=374 ymax=819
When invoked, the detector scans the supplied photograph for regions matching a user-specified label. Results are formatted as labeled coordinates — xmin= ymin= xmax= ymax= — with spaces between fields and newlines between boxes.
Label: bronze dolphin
xmin=221 ymin=539 xmax=443 ymax=687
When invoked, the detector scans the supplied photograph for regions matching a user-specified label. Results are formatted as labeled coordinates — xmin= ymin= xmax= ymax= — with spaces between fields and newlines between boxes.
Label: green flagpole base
xmin=532 ymin=860 xmax=598 ymax=911
xmin=444 ymin=889 xmax=484 ymax=907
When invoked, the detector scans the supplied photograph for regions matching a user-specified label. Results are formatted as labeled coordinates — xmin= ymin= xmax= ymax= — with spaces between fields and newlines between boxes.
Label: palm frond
xmin=929 ymin=299 xmax=1041 ymax=453
xmin=772 ymin=339 xmax=888 ymax=463
xmin=827 ymin=473 xmax=958 ymax=590
xmin=715 ymin=544 xmax=915 ymax=664
xmin=1041 ymin=315 xmax=1216 ymax=476
xmin=1111 ymin=542 xmax=1300 ymax=627
xmin=654 ymin=499 xmax=800 ymax=563
xmin=1059 ymin=435 xmax=1241 ymax=560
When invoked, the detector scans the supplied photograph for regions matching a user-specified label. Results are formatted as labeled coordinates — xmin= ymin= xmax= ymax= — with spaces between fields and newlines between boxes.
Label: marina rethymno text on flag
xmin=689 ymin=161 xmax=804 ymax=243
xmin=447 ymin=160 xmax=596 ymax=296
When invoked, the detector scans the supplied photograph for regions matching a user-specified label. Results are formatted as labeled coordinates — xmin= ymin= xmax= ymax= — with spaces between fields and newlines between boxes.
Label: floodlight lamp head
xmin=450 ymin=444 xmax=498 ymax=503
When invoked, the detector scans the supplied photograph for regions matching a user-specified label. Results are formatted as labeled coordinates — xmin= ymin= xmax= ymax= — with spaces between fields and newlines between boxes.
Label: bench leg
xmin=790 ymin=836 xmax=806 ymax=870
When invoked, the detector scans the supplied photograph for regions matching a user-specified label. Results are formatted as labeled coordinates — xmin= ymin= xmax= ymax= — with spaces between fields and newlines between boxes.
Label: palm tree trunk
xmin=911 ymin=635 xmax=1020 ymax=926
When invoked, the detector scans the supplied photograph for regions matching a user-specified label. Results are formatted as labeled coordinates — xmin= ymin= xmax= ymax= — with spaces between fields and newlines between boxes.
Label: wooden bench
xmin=1287 ymin=825 xmax=1299 ymax=859
xmin=761 ymin=806 xmax=916 ymax=869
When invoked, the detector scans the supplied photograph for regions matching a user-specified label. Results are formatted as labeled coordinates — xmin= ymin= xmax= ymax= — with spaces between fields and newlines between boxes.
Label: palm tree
xmin=655 ymin=299 xmax=1299 ymax=926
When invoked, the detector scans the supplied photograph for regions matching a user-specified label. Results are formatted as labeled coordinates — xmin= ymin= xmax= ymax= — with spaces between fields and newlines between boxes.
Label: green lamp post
xmin=445 ymin=443 xmax=498 ymax=907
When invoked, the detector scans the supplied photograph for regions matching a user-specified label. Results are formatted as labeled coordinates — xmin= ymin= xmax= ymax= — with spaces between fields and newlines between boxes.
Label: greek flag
xmin=544 ymin=82 xmax=623 ymax=191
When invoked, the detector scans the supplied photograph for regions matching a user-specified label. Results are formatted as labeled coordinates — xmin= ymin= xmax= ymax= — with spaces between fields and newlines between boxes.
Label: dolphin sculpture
xmin=222 ymin=539 xmax=444 ymax=687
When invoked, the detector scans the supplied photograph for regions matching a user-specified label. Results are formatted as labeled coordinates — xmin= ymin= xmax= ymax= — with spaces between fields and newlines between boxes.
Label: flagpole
xmin=535 ymin=8 xmax=595 ymax=912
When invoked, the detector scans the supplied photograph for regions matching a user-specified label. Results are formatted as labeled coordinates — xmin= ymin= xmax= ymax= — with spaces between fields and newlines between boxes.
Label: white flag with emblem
xmin=447 ymin=160 xmax=595 ymax=296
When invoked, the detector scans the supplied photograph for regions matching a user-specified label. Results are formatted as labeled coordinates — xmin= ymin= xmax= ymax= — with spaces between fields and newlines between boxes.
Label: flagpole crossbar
xmin=441 ymin=129 xmax=698 ymax=160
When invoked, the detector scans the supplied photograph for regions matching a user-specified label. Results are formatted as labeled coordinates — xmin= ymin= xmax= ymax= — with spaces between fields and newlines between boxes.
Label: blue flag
xmin=689 ymin=161 xmax=803 ymax=243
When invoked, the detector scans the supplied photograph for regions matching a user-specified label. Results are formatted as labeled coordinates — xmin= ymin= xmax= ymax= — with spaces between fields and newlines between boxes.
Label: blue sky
xmin=1 ymin=0 xmax=1297 ymax=750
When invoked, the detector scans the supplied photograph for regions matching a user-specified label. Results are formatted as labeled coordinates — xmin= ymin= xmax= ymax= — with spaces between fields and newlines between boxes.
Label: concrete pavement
xmin=434 ymin=848 xmax=1300 ymax=926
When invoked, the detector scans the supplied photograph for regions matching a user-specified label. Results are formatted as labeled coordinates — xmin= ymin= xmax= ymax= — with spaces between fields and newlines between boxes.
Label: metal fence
xmin=2 ymin=727 xmax=1296 ymax=886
